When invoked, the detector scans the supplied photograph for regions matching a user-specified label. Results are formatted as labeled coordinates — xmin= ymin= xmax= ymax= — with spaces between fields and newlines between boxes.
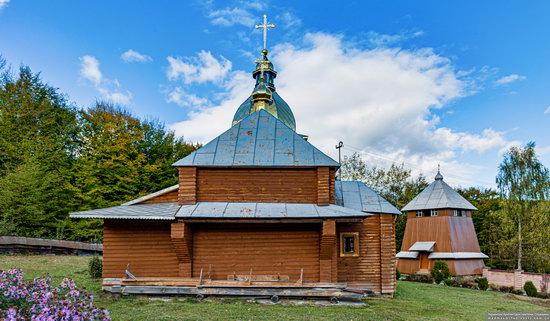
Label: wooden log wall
xmin=171 ymin=222 xmax=193 ymax=277
xmin=102 ymin=220 xmax=179 ymax=278
xmin=141 ymin=190 xmax=178 ymax=204
xmin=406 ymin=209 xmax=472 ymax=219
xmin=194 ymin=168 xmax=319 ymax=203
xmin=191 ymin=223 xmax=320 ymax=282
xmin=178 ymin=167 xmax=197 ymax=205
xmin=337 ymin=214 xmax=396 ymax=294
xmin=319 ymin=220 xmax=337 ymax=282
xmin=317 ymin=167 xmax=330 ymax=206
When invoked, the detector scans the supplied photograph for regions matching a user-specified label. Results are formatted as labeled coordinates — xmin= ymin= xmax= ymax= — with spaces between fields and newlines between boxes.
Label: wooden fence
xmin=0 ymin=236 xmax=102 ymax=255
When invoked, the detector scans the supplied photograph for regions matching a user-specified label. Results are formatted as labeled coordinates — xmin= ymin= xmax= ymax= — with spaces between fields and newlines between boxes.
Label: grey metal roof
xmin=70 ymin=202 xmax=180 ymax=220
xmin=70 ymin=201 xmax=371 ymax=220
xmin=335 ymin=181 xmax=401 ymax=215
xmin=122 ymin=185 xmax=178 ymax=206
xmin=396 ymin=251 xmax=419 ymax=259
xmin=428 ymin=252 xmax=489 ymax=259
xmin=409 ymin=241 xmax=436 ymax=252
xmin=176 ymin=202 xmax=370 ymax=219
xmin=401 ymin=171 xmax=477 ymax=211
xmin=173 ymin=109 xmax=339 ymax=167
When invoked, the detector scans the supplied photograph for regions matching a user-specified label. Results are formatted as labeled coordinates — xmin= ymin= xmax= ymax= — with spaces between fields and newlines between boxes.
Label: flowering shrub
xmin=0 ymin=268 xmax=110 ymax=320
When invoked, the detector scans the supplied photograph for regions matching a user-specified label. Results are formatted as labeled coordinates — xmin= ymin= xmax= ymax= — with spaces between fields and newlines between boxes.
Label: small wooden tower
xmin=396 ymin=170 xmax=488 ymax=275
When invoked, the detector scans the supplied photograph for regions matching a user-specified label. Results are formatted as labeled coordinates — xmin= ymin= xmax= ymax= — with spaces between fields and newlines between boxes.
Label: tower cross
xmin=255 ymin=14 xmax=275 ymax=50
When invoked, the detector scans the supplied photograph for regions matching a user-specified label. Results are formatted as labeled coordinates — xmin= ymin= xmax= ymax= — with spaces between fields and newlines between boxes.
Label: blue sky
xmin=1 ymin=0 xmax=549 ymax=187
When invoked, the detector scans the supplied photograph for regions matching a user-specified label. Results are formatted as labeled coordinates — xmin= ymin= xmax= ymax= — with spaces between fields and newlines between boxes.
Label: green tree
xmin=496 ymin=142 xmax=550 ymax=271
xmin=0 ymin=63 xmax=79 ymax=237
xmin=339 ymin=153 xmax=428 ymax=250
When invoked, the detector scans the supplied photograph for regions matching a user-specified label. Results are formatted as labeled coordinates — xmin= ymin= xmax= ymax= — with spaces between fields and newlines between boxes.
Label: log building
xmin=396 ymin=170 xmax=488 ymax=275
xmin=71 ymin=47 xmax=401 ymax=298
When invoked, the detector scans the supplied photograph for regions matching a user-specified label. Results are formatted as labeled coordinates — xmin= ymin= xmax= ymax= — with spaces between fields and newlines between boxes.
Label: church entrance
xmin=419 ymin=253 xmax=429 ymax=271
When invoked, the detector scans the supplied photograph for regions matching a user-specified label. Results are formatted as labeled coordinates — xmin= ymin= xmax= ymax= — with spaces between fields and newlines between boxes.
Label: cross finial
xmin=255 ymin=14 xmax=275 ymax=51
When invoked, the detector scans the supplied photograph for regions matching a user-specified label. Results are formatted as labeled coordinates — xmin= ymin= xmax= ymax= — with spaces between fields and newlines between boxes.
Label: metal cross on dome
xmin=256 ymin=14 xmax=275 ymax=50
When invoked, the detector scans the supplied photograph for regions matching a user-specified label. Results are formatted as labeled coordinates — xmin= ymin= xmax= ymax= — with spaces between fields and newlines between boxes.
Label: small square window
xmin=430 ymin=209 xmax=438 ymax=216
xmin=416 ymin=211 xmax=422 ymax=217
xmin=340 ymin=232 xmax=359 ymax=257
xmin=454 ymin=210 xmax=464 ymax=217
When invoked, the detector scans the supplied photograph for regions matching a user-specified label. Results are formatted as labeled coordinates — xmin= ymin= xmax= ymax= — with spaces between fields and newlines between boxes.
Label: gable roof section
xmin=173 ymin=109 xmax=339 ymax=167
xmin=335 ymin=181 xmax=401 ymax=215
xmin=122 ymin=185 xmax=178 ymax=206
xmin=401 ymin=179 xmax=477 ymax=211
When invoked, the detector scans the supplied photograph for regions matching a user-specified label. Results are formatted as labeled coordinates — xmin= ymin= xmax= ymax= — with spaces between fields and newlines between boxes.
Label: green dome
xmin=231 ymin=50 xmax=296 ymax=131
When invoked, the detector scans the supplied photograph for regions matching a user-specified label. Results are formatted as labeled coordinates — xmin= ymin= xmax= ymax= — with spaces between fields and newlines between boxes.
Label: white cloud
xmin=277 ymin=11 xmax=302 ymax=30
xmin=0 ymin=0 xmax=9 ymax=9
xmin=496 ymin=73 xmax=526 ymax=85
xmin=79 ymin=55 xmax=132 ymax=105
xmin=167 ymin=51 xmax=232 ymax=85
xmin=169 ymin=33 xmax=513 ymax=186
xmin=366 ymin=30 xmax=424 ymax=47
xmin=208 ymin=7 xmax=256 ymax=27
xmin=545 ymin=105 xmax=550 ymax=114
xmin=120 ymin=49 xmax=152 ymax=63
xmin=166 ymin=87 xmax=209 ymax=108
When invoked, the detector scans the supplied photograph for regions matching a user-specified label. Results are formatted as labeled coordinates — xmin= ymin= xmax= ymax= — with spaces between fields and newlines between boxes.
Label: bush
xmin=0 ymin=268 xmax=110 ymax=320
xmin=524 ymin=281 xmax=538 ymax=297
xmin=431 ymin=260 xmax=451 ymax=284
xmin=477 ymin=277 xmax=489 ymax=291
xmin=499 ymin=286 xmax=514 ymax=293
xmin=443 ymin=278 xmax=453 ymax=286
xmin=396 ymin=269 xmax=401 ymax=280
xmin=405 ymin=274 xmax=433 ymax=283
xmin=511 ymin=289 xmax=524 ymax=295
xmin=89 ymin=256 xmax=102 ymax=279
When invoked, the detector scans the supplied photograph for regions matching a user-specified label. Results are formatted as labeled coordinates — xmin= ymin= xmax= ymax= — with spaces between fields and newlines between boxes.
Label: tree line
xmin=0 ymin=61 xmax=198 ymax=241
xmin=340 ymin=145 xmax=550 ymax=273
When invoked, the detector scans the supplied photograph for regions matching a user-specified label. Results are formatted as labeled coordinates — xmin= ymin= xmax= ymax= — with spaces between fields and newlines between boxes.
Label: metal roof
xmin=173 ymin=109 xmax=339 ymax=168
xmin=428 ymin=252 xmax=489 ymax=259
xmin=70 ymin=202 xmax=180 ymax=220
xmin=401 ymin=171 xmax=477 ymax=211
xmin=335 ymin=181 xmax=401 ymax=215
xmin=396 ymin=251 xmax=419 ymax=259
xmin=122 ymin=185 xmax=178 ymax=206
xmin=71 ymin=201 xmax=371 ymax=220
xmin=408 ymin=241 xmax=436 ymax=252
xmin=176 ymin=202 xmax=370 ymax=219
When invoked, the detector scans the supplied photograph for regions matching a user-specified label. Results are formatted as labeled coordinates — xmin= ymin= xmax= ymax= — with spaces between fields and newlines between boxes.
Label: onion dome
xmin=232 ymin=49 xmax=296 ymax=131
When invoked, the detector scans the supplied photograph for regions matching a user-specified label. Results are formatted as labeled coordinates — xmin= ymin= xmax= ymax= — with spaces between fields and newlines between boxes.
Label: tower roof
xmin=401 ymin=170 xmax=477 ymax=211
xmin=232 ymin=50 xmax=297 ymax=131
xmin=173 ymin=109 xmax=338 ymax=167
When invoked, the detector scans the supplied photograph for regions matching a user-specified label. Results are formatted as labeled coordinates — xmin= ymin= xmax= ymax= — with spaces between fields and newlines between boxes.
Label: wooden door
xmin=419 ymin=253 xmax=429 ymax=270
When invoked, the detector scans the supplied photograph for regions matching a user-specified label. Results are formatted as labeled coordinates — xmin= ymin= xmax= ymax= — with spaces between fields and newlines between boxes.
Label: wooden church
xmin=71 ymin=44 xmax=402 ymax=299
xmin=396 ymin=170 xmax=488 ymax=276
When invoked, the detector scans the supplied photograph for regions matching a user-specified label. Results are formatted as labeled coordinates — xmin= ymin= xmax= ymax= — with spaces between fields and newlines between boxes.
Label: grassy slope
xmin=0 ymin=255 xmax=547 ymax=321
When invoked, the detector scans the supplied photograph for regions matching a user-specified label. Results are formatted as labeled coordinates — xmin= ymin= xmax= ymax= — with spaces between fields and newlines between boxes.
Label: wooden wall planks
xmin=195 ymin=168 xmax=318 ymax=203
xmin=191 ymin=223 xmax=321 ymax=282
xmin=178 ymin=167 xmax=197 ymax=205
xmin=102 ymin=220 xmax=179 ymax=278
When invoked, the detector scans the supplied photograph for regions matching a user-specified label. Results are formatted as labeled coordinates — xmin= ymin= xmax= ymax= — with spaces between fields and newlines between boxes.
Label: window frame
xmin=339 ymin=232 xmax=360 ymax=257
xmin=416 ymin=210 xmax=423 ymax=217
xmin=430 ymin=209 xmax=438 ymax=216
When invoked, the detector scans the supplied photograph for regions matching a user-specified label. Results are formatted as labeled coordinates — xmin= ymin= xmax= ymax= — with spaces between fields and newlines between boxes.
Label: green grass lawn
xmin=1 ymin=255 xmax=547 ymax=321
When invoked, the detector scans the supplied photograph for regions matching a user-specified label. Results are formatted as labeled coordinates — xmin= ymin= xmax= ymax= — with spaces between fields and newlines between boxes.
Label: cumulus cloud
xmin=166 ymin=51 xmax=232 ymax=85
xmin=0 ymin=0 xmax=9 ymax=9
xmin=366 ymin=30 xmax=425 ymax=47
xmin=120 ymin=49 xmax=152 ymax=63
xmin=166 ymin=87 xmax=209 ymax=108
xmin=79 ymin=55 xmax=132 ymax=105
xmin=496 ymin=73 xmax=526 ymax=85
xmin=206 ymin=0 xmax=266 ymax=27
xmin=169 ymin=33 xmax=513 ymax=186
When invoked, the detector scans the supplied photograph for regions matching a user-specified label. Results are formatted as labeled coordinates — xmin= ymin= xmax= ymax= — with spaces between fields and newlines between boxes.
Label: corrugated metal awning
xmin=396 ymin=251 xmax=419 ymax=259
xmin=71 ymin=202 xmax=371 ymax=220
xmin=408 ymin=241 xmax=436 ymax=252
xmin=428 ymin=252 xmax=489 ymax=259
